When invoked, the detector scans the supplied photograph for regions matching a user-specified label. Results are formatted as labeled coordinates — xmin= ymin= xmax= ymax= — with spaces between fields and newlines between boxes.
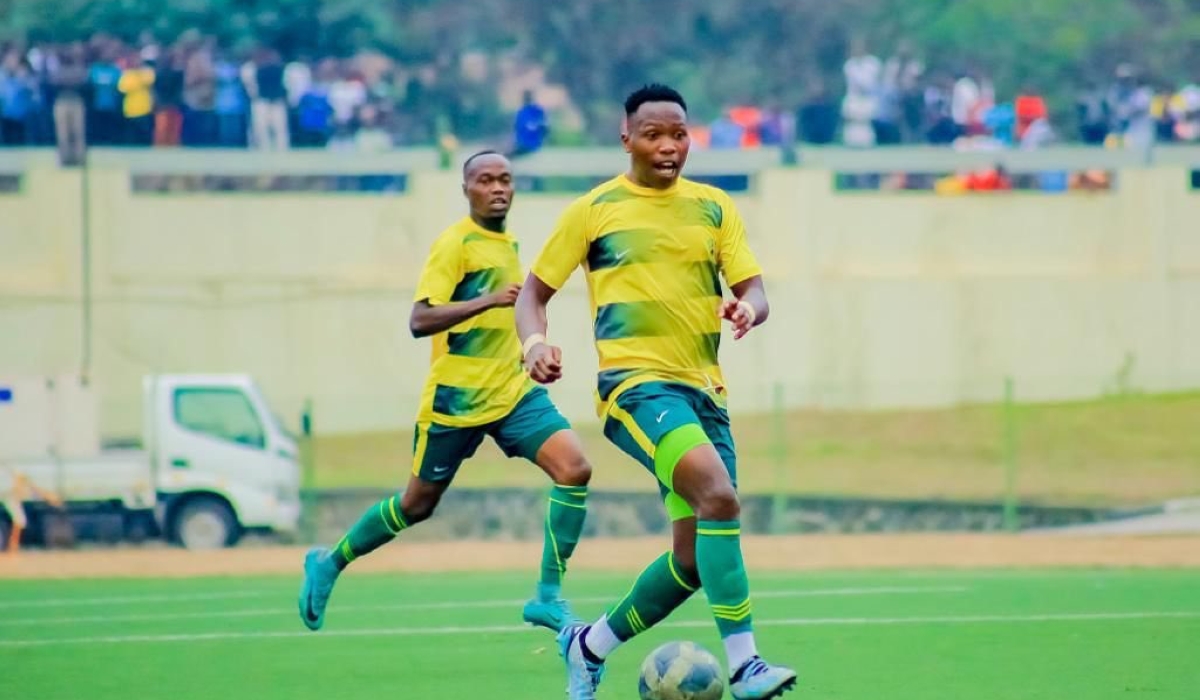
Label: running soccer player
xmin=299 ymin=151 xmax=592 ymax=635
xmin=514 ymin=85 xmax=797 ymax=700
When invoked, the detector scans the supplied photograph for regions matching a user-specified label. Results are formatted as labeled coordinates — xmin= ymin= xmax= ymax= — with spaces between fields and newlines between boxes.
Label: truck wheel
xmin=124 ymin=514 xmax=153 ymax=544
xmin=174 ymin=499 xmax=240 ymax=550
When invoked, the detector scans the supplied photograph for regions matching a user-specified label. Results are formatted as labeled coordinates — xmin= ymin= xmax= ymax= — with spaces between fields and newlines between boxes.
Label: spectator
xmin=951 ymin=69 xmax=987 ymax=137
xmin=87 ymin=44 xmax=125 ymax=145
xmin=251 ymin=48 xmax=289 ymax=150
xmin=925 ymin=76 xmax=958 ymax=144
xmin=1170 ymin=82 xmax=1200 ymax=142
xmin=1076 ymin=82 xmax=1109 ymax=145
xmin=182 ymin=40 xmax=217 ymax=146
xmin=153 ymin=48 xmax=185 ymax=146
xmin=883 ymin=40 xmax=925 ymax=143
xmin=328 ymin=64 xmax=367 ymax=131
xmin=1106 ymin=63 xmax=1153 ymax=149
xmin=1014 ymin=86 xmax=1048 ymax=141
xmin=50 ymin=42 xmax=89 ymax=165
xmin=843 ymin=37 xmax=881 ymax=98
xmin=213 ymin=51 xmax=248 ymax=147
xmin=798 ymin=81 xmax=839 ymax=145
xmin=294 ymin=83 xmax=334 ymax=148
xmin=511 ymin=89 xmax=549 ymax=156
xmin=709 ymin=109 xmax=744 ymax=148
xmin=0 ymin=54 xmax=38 ymax=146
xmin=118 ymin=52 xmax=155 ymax=145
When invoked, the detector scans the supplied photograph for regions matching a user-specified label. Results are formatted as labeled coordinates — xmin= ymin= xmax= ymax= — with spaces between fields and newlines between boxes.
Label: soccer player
xmin=299 ymin=151 xmax=592 ymax=635
xmin=514 ymin=85 xmax=797 ymax=700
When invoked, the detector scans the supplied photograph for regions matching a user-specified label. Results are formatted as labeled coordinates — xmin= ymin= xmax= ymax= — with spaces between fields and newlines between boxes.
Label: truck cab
xmin=146 ymin=374 xmax=301 ymax=549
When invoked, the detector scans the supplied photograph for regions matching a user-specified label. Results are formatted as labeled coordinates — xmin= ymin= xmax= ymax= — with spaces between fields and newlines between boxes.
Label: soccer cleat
xmin=729 ymin=656 xmax=798 ymax=700
xmin=557 ymin=624 xmax=605 ymax=700
xmin=522 ymin=596 xmax=580 ymax=632
xmin=298 ymin=546 xmax=340 ymax=631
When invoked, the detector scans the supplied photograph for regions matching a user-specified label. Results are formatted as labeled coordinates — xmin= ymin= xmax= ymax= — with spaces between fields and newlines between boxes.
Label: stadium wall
xmin=1 ymin=149 xmax=1198 ymax=438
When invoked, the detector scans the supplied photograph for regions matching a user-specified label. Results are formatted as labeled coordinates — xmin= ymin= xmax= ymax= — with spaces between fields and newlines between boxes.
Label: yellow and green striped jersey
xmin=530 ymin=175 xmax=763 ymax=417
xmin=413 ymin=217 xmax=533 ymax=427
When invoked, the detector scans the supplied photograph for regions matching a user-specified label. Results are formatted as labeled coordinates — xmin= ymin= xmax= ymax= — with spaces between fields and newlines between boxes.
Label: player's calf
xmin=297 ymin=477 xmax=446 ymax=631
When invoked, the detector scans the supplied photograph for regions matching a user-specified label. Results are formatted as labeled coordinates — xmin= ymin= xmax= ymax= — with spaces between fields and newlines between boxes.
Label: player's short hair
xmin=462 ymin=150 xmax=504 ymax=178
xmin=624 ymin=84 xmax=687 ymax=116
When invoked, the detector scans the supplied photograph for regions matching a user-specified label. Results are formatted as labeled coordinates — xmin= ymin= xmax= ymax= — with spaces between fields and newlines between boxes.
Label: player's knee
xmin=694 ymin=484 xmax=740 ymax=521
xmin=552 ymin=454 xmax=592 ymax=487
xmin=536 ymin=431 xmax=592 ymax=487
xmin=399 ymin=489 xmax=441 ymax=524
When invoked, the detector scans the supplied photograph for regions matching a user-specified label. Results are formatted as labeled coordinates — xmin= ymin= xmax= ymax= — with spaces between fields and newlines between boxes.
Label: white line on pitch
xmin=1 ymin=611 xmax=1196 ymax=648
xmin=0 ymin=585 xmax=965 ymax=627
xmin=0 ymin=590 xmax=273 ymax=610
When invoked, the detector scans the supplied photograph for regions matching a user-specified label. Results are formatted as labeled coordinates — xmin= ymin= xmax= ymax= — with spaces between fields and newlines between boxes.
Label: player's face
xmin=623 ymin=102 xmax=690 ymax=189
xmin=464 ymin=155 xmax=514 ymax=219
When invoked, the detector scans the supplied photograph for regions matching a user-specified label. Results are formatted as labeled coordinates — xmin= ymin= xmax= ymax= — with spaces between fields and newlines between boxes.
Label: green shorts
xmin=412 ymin=386 xmax=571 ymax=483
xmin=602 ymin=381 xmax=737 ymax=521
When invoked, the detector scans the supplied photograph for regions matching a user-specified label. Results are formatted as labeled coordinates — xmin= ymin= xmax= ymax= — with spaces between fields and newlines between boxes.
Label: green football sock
xmin=696 ymin=519 xmax=753 ymax=637
xmin=329 ymin=493 xmax=409 ymax=571
xmin=606 ymin=551 xmax=700 ymax=640
xmin=538 ymin=484 xmax=588 ymax=596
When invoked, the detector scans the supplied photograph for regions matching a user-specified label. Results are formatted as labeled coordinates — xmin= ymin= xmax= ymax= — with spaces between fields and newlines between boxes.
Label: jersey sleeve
xmin=413 ymin=233 xmax=463 ymax=304
xmin=530 ymin=198 xmax=590 ymax=290
xmin=715 ymin=192 xmax=764 ymax=288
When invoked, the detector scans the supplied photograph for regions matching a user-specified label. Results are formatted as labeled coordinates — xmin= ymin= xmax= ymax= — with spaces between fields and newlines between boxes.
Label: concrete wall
xmin=1 ymin=149 xmax=1198 ymax=437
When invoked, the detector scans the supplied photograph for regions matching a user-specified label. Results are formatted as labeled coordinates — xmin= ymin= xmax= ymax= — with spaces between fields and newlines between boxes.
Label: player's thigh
xmin=603 ymin=382 xmax=710 ymax=521
xmin=695 ymin=396 xmax=738 ymax=490
xmin=489 ymin=386 xmax=574 ymax=463
xmin=411 ymin=421 xmax=486 ymax=485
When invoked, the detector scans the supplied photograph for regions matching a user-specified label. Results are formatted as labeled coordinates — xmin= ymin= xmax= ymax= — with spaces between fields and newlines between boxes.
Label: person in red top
xmin=1014 ymin=87 xmax=1048 ymax=141
xmin=965 ymin=163 xmax=1013 ymax=191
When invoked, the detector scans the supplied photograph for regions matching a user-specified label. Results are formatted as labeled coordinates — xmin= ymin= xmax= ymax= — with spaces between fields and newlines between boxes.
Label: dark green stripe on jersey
xmin=587 ymin=229 xmax=656 ymax=271
xmin=451 ymin=267 xmax=504 ymax=302
xmin=447 ymin=328 xmax=514 ymax=359
xmin=594 ymin=301 xmax=667 ymax=340
xmin=432 ymin=384 xmax=489 ymax=416
xmin=597 ymin=368 xmax=640 ymax=402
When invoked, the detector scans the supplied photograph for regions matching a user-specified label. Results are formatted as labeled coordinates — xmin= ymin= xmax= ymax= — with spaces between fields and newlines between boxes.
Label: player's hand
xmin=524 ymin=343 xmax=563 ymax=384
xmin=719 ymin=299 xmax=757 ymax=340
xmin=487 ymin=283 xmax=522 ymax=308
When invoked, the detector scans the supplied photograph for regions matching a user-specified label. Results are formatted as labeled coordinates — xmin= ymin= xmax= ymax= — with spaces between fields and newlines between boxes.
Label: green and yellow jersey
xmin=530 ymin=175 xmax=762 ymax=417
xmin=413 ymin=217 xmax=533 ymax=427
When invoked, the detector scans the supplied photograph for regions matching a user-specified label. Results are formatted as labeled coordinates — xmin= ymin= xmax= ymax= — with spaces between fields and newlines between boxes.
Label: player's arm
xmin=715 ymin=193 xmax=769 ymax=340
xmin=515 ymin=199 xmax=590 ymax=384
xmin=409 ymin=286 xmax=519 ymax=338
xmin=408 ymin=233 xmax=519 ymax=338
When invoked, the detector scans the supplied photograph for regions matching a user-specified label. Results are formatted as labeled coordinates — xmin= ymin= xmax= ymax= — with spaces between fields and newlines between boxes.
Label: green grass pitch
xmin=3 ymin=569 xmax=1199 ymax=699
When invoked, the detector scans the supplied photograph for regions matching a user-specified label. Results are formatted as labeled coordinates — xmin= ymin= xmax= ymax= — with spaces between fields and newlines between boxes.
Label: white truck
xmin=0 ymin=373 xmax=301 ymax=550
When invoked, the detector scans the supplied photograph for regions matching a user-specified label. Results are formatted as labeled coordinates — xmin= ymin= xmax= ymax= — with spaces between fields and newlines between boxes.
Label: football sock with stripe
xmin=329 ymin=493 xmax=409 ymax=571
xmin=537 ymin=484 xmax=588 ymax=600
xmin=583 ymin=551 xmax=700 ymax=660
xmin=696 ymin=519 xmax=759 ymax=671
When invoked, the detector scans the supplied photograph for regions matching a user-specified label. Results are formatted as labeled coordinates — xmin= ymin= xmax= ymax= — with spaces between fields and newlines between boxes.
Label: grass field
xmin=314 ymin=391 xmax=1200 ymax=506
xmin=4 ymin=567 xmax=1199 ymax=699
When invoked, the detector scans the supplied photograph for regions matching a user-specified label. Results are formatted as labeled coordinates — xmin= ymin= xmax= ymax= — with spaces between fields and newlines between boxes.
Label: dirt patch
xmin=2 ymin=534 xmax=1199 ymax=580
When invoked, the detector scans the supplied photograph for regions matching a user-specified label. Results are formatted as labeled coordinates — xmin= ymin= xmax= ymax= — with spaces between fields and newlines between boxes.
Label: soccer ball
xmin=638 ymin=640 xmax=725 ymax=700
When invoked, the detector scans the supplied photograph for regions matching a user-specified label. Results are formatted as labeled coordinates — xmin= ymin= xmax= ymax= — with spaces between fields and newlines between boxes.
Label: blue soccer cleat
xmin=522 ymin=596 xmax=580 ymax=632
xmin=298 ymin=546 xmax=340 ymax=631
xmin=557 ymin=624 xmax=605 ymax=700
xmin=729 ymin=656 xmax=798 ymax=700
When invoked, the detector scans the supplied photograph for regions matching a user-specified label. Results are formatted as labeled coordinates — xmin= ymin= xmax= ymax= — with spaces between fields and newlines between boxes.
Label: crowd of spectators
xmin=1 ymin=33 xmax=1198 ymax=167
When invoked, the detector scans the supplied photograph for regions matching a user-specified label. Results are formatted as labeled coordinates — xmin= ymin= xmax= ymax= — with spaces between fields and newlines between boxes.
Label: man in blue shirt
xmin=511 ymin=90 xmax=548 ymax=156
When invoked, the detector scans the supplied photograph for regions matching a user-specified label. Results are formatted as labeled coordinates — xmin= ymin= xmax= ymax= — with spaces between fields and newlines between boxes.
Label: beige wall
xmin=2 ymin=157 xmax=1198 ymax=437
